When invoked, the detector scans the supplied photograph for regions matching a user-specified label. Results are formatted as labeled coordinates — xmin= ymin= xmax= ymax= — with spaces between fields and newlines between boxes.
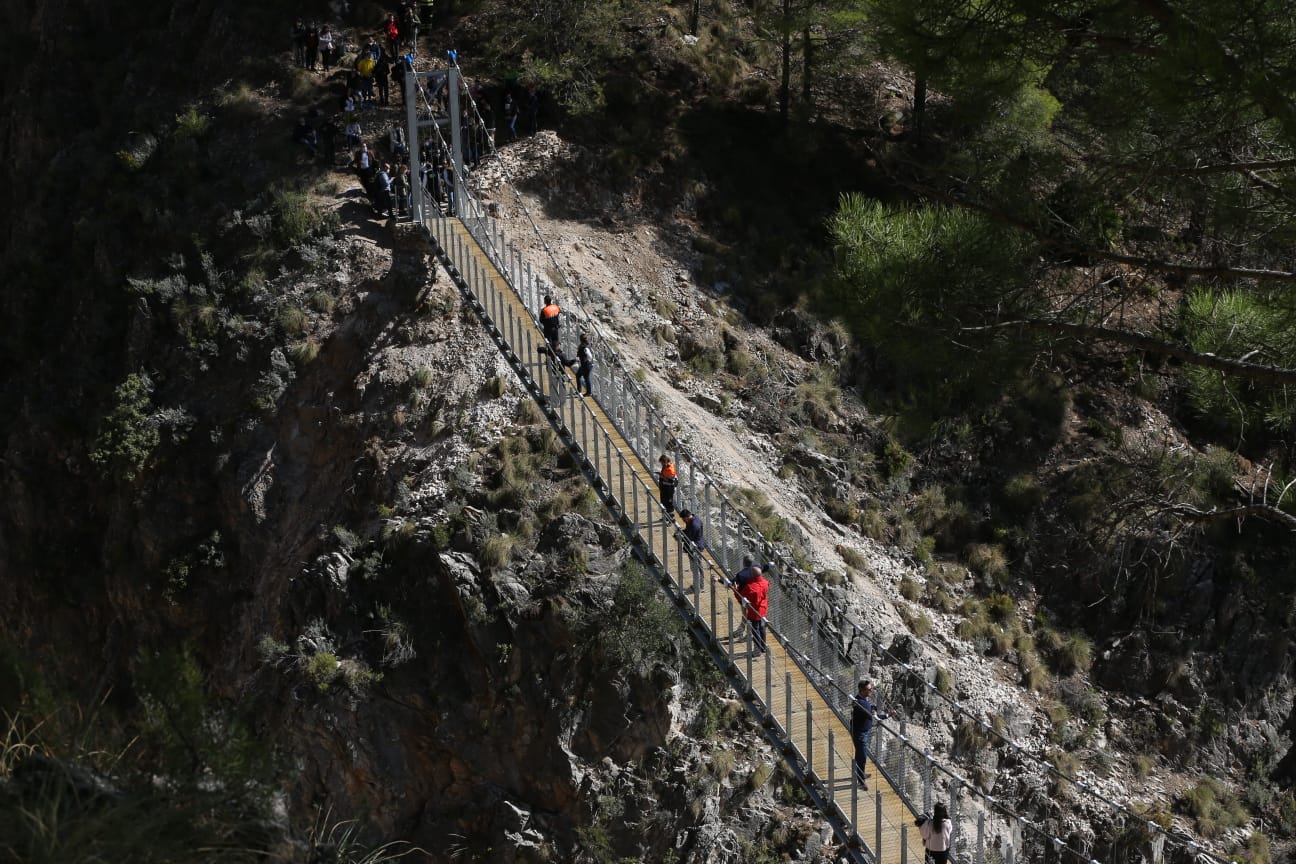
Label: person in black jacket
xmin=851 ymin=680 xmax=882 ymax=789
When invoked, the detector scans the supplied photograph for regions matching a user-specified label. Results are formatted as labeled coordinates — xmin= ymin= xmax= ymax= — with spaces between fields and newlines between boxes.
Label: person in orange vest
xmin=539 ymin=295 xmax=562 ymax=358
xmin=735 ymin=565 xmax=769 ymax=654
xmin=657 ymin=454 xmax=678 ymax=517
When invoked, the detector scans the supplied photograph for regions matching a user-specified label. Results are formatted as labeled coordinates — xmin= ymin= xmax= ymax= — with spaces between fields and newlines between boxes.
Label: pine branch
xmin=961 ymin=318 xmax=1296 ymax=385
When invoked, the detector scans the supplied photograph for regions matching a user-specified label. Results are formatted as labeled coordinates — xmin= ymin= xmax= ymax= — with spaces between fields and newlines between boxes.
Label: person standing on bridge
xmin=657 ymin=454 xmax=678 ymax=517
xmin=735 ymin=555 xmax=756 ymax=586
xmin=852 ymin=680 xmax=884 ymax=789
xmin=680 ymin=508 xmax=706 ymax=586
xmin=918 ymin=802 xmax=953 ymax=863
xmin=573 ymin=333 xmax=593 ymax=397
xmin=735 ymin=565 xmax=768 ymax=654
xmin=539 ymin=295 xmax=563 ymax=356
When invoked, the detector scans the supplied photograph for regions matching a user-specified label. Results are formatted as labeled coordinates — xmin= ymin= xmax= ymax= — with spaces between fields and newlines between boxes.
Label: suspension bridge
xmin=396 ymin=59 xmax=1237 ymax=864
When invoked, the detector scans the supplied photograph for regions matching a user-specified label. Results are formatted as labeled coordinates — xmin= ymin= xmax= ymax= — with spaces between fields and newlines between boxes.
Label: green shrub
xmin=1049 ymin=631 xmax=1093 ymax=676
xmin=271 ymin=189 xmax=318 ymax=247
xmin=278 ymin=305 xmax=310 ymax=337
xmin=480 ymin=534 xmax=516 ymax=569
xmin=597 ymin=562 xmax=683 ymax=671
xmin=173 ymin=107 xmax=210 ymax=141
xmin=881 ymin=438 xmax=913 ymax=479
xmin=911 ymin=486 xmax=948 ymax=533
xmin=1001 ymin=472 xmax=1045 ymax=515
xmin=934 ymin=666 xmax=954 ymax=694
xmin=1182 ymin=288 xmax=1296 ymax=438
xmin=309 ymin=291 xmax=335 ymax=314
xmin=906 ymin=611 xmax=933 ymax=637
xmin=90 ymin=373 xmax=159 ymax=483
xmin=899 ymin=575 xmax=920 ymax=601
xmin=748 ymin=762 xmax=774 ymax=790
xmin=965 ymin=542 xmax=1009 ymax=587
xmin=1049 ymin=748 xmax=1079 ymax=796
xmin=837 ymin=545 xmax=868 ymax=571
xmin=303 ymin=652 xmax=339 ymax=692
xmin=824 ymin=497 xmax=858 ymax=525
xmin=986 ymin=593 xmax=1015 ymax=622
xmin=1180 ymin=777 xmax=1248 ymax=838
xmin=953 ymin=719 xmax=991 ymax=756
xmin=287 ymin=338 xmax=320 ymax=365
xmin=857 ymin=504 xmax=888 ymax=541
xmin=1240 ymin=831 xmax=1272 ymax=864
xmin=483 ymin=375 xmax=508 ymax=398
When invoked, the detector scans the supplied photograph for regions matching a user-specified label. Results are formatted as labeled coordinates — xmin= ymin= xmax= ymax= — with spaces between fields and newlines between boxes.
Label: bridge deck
xmin=432 ymin=216 xmax=916 ymax=864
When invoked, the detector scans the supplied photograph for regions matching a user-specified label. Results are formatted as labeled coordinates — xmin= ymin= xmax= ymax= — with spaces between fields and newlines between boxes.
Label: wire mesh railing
xmin=409 ymin=59 xmax=1240 ymax=864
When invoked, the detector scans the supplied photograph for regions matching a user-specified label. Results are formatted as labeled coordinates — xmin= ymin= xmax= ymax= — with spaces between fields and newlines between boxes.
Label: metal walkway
xmin=425 ymin=214 xmax=919 ymax=864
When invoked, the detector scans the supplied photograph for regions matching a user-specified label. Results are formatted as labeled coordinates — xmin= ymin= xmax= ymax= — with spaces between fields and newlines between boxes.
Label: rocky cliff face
xmin=0 ymin=8 xmax=841 ymax=859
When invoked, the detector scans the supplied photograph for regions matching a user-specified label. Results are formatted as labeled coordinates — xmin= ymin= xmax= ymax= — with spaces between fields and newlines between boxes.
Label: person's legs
xmin=854 ymin=737 xmax=870 ymax=786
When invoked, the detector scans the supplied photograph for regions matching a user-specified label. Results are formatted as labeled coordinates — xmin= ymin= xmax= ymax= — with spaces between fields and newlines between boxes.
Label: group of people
xmin=532 ymin=286 xmax=954 ymax=863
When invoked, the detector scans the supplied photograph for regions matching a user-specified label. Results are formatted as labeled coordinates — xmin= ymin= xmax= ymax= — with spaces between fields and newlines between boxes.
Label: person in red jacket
xmin=736 ymin=565 xmax=769 ymax=654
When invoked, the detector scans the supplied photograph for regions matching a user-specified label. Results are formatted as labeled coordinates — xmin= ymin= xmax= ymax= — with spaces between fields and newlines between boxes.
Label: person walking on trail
xmin=681 ymin=509 xmax=706 ymax=588
xmin=572 ymin=333 xmax=593 ymax=397
xmin=735 ymin=565 xmax=769 ymax=654
xmin=539 ymin=295 xmax=562 ymax=353
xmin=917 ymin=803 xmax=953 ymax=864
xmin=657 ymin=454 xmax=678 ymax=517
xmin=852 ymin=680 xmax=886 ymax=789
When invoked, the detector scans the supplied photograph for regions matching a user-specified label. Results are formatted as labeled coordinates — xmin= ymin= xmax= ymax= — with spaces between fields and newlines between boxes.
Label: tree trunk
xmin=779 ymin=0 xmax=791 ymax=124
xmin=913 ymin=74 xmax=927 ymax=142
xmin=690 ymin=0 xmax=700 ymax=35
xmin=801 ymin=22 xmax=812 ymax=115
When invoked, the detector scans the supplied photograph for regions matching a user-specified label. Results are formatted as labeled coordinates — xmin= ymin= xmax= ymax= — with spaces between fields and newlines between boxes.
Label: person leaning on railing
xmin=851 ymin=680 xmax=887 ymax=790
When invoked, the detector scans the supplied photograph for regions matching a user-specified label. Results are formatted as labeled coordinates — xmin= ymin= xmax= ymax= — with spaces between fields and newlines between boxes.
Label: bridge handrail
xmin=408 ymin=59 xmax=1239 ymax=864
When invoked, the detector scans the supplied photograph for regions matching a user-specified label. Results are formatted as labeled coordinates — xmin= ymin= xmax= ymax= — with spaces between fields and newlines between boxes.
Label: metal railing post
xmin=785 ymin=672 xmax=792 ymax=744
xmin=899 ymin=718 xmax=908 ymax=800
xmin=828 ymin=730 xmax=835 ymax=799
xmin=977 ymin=810 xmax=986 ymax=864
xmin=924 ymin=750 xmax=933 ymax=814
xmin=901 ymin=823 xmax=909 ymax=864
xmin=950 ymin=779 xmax=961 ymax=850
xmin=851 ymin=767 xmax=858 ymax=845
xmin=875 ymin=790 xmax=883 ymax=862
xmin=719 ymin=498 xmax=729 ymax=572
xmin=806 ymin=699 xmax=814 ymax=778
xmin=745 ymin=622 xmax=753 ymax=687
xmin=764 ymin=640 xmax=772 ymax=710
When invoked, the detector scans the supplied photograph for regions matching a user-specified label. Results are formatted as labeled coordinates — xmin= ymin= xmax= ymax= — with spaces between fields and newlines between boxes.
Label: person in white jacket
xmin=919 ymin=802 xmax=952 ymax=863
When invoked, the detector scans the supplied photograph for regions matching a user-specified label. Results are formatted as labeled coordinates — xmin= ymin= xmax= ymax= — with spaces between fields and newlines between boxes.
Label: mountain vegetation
xmin=2 ymin=0 xmax=1295 ymax=861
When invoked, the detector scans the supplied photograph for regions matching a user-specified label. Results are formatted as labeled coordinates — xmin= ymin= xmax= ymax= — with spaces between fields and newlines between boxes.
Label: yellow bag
xmin=357 ymin=57 xmax=375 ymax=77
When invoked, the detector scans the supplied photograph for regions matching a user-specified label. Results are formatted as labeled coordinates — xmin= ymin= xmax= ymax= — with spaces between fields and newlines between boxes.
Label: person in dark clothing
xmin=294 ymin=117 xmax=318 ymax=155
xmin=735 ymin=556 xmax=756 ymax=586
xmin=305 ymin=24 xmax=320 ymax=71
xmin=681 ymin=509 xmax=707 ymax=587
xmin=525 ymin=88 xmax=539 ymax=134
xmin=852 ymin=680 xmax=885 ymax=789
xmin=375 ymin=54 xmax=391 ymax=105
xmin=318 ymin=115 xmax=338 ymax=163
xmin=539 ymin=295 xmax=562 ymax=353
xmin=292 ymin=19 xmax=308 ymax=67
xmin=657 ymin=454 xmax=678 ymax=517
xmin=504 ymin=94 xmax=519 ymax=141
xmin=572 ymin=332 xmax=593 ymax=396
